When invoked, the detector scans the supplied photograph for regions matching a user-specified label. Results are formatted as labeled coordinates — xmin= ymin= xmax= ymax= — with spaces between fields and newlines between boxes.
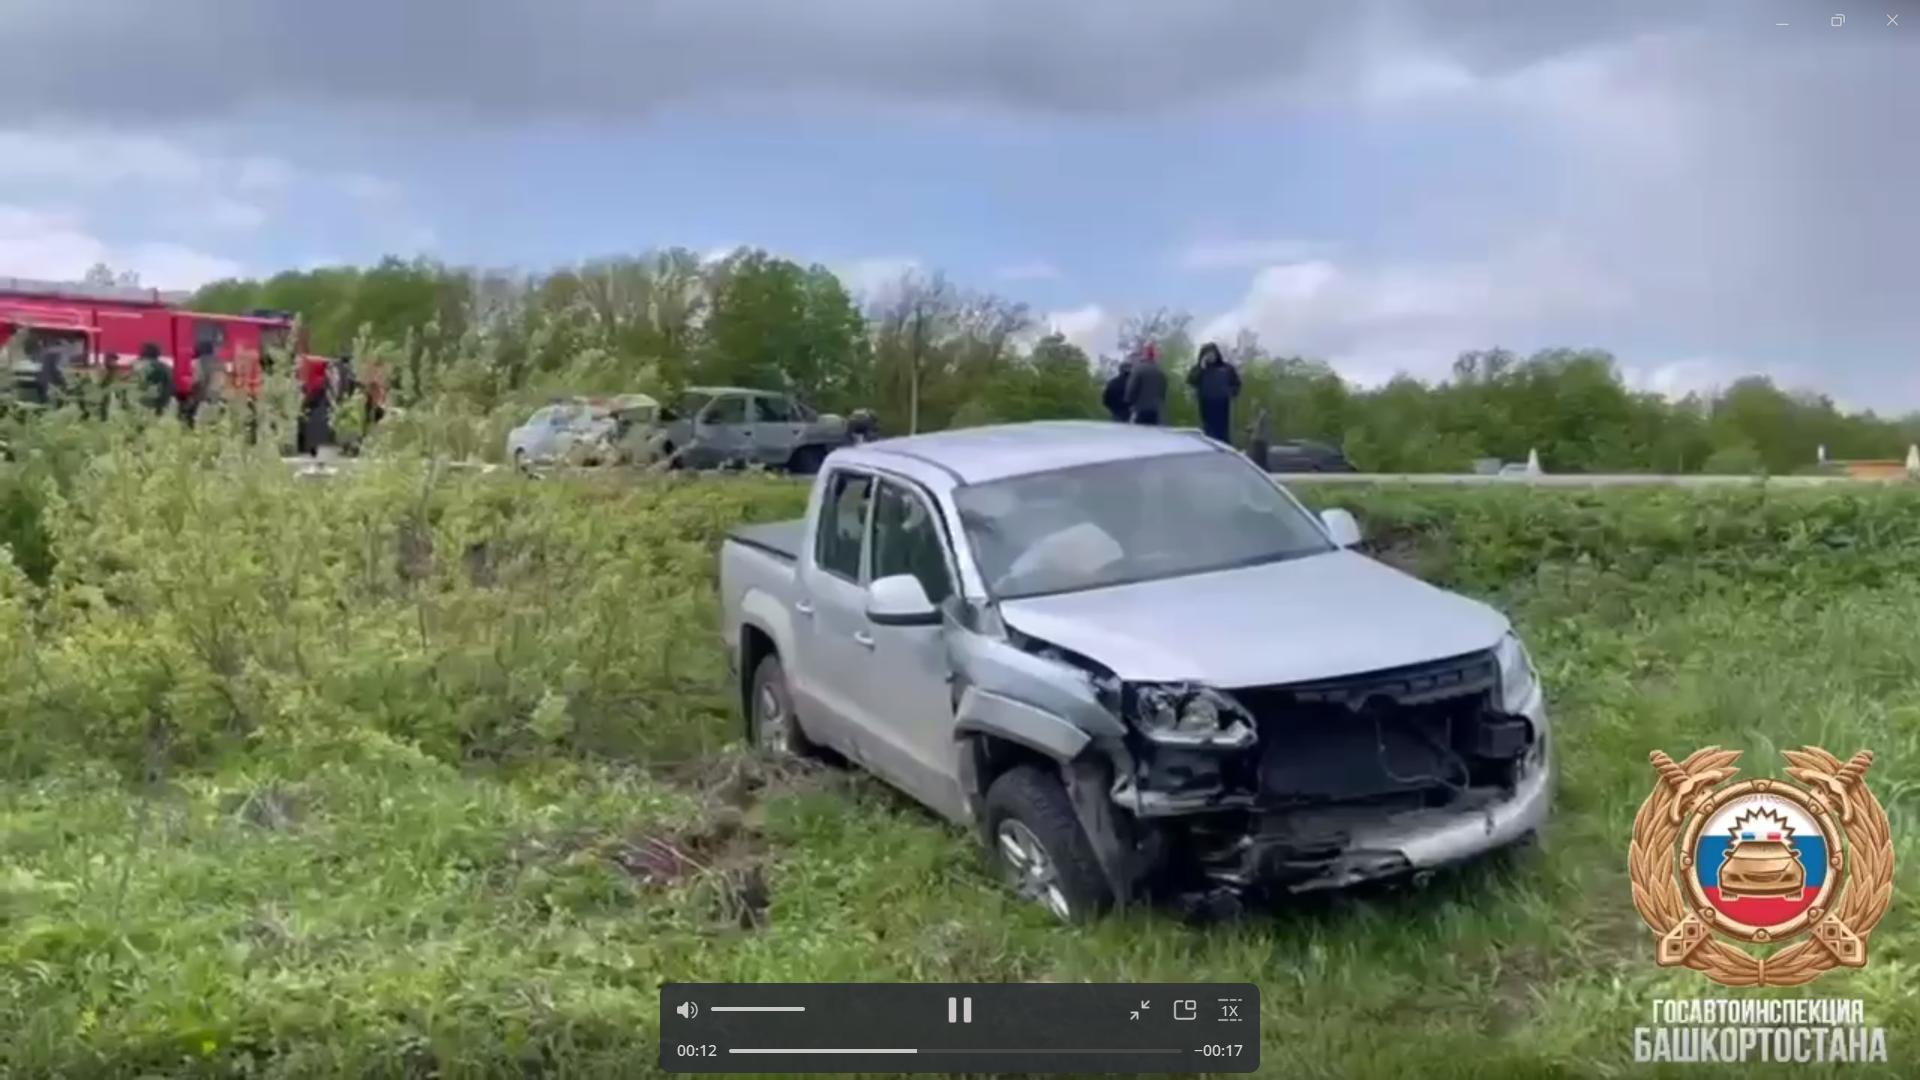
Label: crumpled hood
xmin=996 ymin=549 xmax=1510 ymax=687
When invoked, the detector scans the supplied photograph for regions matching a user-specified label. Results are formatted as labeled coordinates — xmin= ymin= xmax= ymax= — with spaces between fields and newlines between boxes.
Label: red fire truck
xmin=0 ymin=277 xmax=311 ymax=401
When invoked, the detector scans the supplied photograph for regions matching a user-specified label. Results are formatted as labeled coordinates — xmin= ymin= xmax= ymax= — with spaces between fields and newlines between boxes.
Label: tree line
xmin=184 ymin=250 xmax=1920 ymax=475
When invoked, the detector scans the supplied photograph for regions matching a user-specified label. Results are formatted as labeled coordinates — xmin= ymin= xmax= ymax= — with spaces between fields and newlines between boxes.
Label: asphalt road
xmin=282 ymin=457 xmax=1913 ymax=486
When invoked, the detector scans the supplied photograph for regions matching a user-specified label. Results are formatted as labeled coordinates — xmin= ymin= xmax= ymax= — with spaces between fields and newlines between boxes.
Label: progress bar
xmin=709 ymin=1007 xmax=804 ymax=1013
xmin=728 ymin=1049 xmax=1187 ymax=1055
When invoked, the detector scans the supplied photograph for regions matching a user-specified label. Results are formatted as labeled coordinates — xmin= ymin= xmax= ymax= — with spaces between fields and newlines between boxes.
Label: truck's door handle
xmin=852 ymin=631 xmax=875 ymax=649
xmin=794 ymin=600 xmax=814 ymax=617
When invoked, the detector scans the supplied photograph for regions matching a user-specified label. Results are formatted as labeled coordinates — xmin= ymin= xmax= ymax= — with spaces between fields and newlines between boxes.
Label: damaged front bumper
xmin=1108 ymin=649 xmax=1552 ymax=907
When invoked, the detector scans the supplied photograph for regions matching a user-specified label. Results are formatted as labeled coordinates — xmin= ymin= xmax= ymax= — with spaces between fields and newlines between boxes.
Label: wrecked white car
xmin=717 ymin=420 xmax=1551 ymax=920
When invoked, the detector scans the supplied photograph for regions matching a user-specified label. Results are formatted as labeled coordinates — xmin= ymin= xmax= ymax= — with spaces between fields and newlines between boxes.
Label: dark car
xmin=1261 ymin=439 xmax=1358 ymax=473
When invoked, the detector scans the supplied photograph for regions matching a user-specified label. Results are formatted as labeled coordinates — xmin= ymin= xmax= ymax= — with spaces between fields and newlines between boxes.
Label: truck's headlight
xmin=1128 ymin=684 xmax=1257 ymax=749
xmin=1495 ymin=632 xmax=1539 ymax=713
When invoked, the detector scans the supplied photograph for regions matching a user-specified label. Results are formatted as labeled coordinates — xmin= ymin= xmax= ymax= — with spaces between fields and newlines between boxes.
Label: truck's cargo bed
xmin=728 ymin=520 xmax=804 ymax=562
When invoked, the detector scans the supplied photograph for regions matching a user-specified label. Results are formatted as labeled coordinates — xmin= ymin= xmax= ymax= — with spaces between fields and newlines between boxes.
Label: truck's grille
xmin=1230 ymin=649 xmax=1506 ymax=808
xmin=1240 ymin=649 xmax=1500 ymax=710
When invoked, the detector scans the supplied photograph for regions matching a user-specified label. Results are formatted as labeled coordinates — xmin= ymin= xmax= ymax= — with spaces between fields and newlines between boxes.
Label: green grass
xmin=4 ymin=452 xmax=1920 ymax=1078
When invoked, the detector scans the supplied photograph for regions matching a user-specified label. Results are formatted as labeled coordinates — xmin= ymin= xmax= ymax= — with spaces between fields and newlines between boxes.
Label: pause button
xmin=947 ymin=996 xmax=972 ymax=1023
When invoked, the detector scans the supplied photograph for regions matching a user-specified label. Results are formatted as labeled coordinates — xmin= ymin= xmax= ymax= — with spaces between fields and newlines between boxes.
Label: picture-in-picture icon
xmin=1832 ymin=14 xmax=1845 ymax=25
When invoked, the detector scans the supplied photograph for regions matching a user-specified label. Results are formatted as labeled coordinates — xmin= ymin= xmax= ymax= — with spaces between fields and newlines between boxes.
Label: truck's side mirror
xmin=1320 ymin=508 xmax=1363 ymax=548
xmin=867 ymin=574 xmax=939 ymax=626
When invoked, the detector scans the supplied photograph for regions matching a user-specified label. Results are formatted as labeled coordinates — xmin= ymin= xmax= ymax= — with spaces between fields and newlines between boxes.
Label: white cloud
xmin=1201 ymin=235 xmax=1627 ymax=386
xmin=0 ymin=126 xmax=435 ymax=278
xmin=0 ymin=130 xmax=216 ymax=188
xmin=995 ymin=260 xmax=1060 ymax=282
xmin=836 ymin=256 xmax=922 ymax=298
xmin=1619 ymin=357 xmax=1735 ymax=401
xmin=1044 ymin=303 xmax=1115 ymax=356
xmin=0 ymin=205 xmax=243 ymax=289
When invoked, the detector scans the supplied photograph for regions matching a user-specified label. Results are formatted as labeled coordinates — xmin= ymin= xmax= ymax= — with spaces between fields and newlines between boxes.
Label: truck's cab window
xmin=260 ymin=326 xmax=291 ymax=363
xmin=870 ymin=480 xmax=954 ymax=606
xmin=814 ymin=470 xmax=874 ymax=581
xmin=192 ymin=320 xmax=228 ymax=357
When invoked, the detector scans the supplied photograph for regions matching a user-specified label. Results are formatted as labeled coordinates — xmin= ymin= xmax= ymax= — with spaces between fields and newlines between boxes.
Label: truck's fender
xmin=953 ymin=686 xmax=1091 ymax=761
xmin=950 ymin=671 xmax=1151 ymax=905
xmin=736 ymin=585 xmax=795 ymax=674
xmin=942 ymin=618 xmax=1148 ymax=900
xmin=942 ymin=623 xmax=1127 ymax=745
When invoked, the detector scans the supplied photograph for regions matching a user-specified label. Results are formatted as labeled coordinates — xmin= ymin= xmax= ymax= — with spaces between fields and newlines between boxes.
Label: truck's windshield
xmin=952 ymin=450 xmax=1337 ymax=600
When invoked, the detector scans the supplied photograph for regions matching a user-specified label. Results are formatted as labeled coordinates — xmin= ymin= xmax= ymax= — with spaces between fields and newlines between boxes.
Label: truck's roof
xmin=854 ymin=421 xmax=1219 ymax=485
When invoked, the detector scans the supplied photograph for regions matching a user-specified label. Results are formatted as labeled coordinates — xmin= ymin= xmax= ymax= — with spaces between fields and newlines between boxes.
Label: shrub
xmin=3 ymin=424 xmax=1917 ymax=1076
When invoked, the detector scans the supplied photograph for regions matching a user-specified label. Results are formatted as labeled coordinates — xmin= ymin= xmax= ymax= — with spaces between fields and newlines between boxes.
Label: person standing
xmin=1187 ymin=341 xmax=1241 ymax=444
xmin=32 ymin=342 xmax=68 ymax=408
xmin=361 ymin=359 xmax=388 ymax=432
xmin=1122 ymin=343 xmax=1168 ymax=425
xmin=1101 ymin=359 xmax=1133 ymax=422
xmin=138 ymin=343 xmax=172 ymax=415
xmin=297 ymin=354 xmax=332 ymax=456
xmin=93 ymin=354 xmax=121 ymax=421
xmin=181 ymin=342 xmax=221 ymax=427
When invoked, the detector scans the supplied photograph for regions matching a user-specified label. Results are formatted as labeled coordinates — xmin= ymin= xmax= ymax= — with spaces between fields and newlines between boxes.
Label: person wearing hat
xmin=1186 ymin=340 xmax=1241 ymax=444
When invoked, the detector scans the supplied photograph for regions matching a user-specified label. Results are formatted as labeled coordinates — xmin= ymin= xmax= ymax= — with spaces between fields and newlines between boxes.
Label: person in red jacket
xmin=173 ymin=345 xmax=198 ymax=419
xmin=297 ymin=355 xmax=332 ymax=456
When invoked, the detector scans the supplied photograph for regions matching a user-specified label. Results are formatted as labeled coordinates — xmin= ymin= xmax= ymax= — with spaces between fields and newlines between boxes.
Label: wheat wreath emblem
xmin=1629 ymin=746 xmax=1894 ymax=987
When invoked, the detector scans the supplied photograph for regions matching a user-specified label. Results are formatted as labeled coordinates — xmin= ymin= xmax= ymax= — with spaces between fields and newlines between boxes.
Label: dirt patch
xmin=616 ymin=809 xmax=766 ymax=885
xmin=1484 ymin=946 xmax=1552 ymax=1036
xmin=614 ymin=812 xmax=773 ymax=928
xmin=658 ymin=745 xmax=855 ymax=805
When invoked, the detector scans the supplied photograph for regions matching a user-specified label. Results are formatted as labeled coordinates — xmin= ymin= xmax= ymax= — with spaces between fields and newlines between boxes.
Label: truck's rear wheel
xmin=748 ymin=654 xmax=818 ymax=758
xmin=983 ymin=766 xmax=1114 ymax=922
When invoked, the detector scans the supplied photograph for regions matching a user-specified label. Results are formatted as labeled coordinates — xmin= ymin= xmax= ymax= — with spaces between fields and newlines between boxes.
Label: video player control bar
xmin=660 ymin=982 xmax=1260 ymax=1073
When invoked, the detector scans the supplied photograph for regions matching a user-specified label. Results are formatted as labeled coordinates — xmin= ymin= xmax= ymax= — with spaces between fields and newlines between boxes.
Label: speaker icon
xmin=676 ymin=1001 xmax=698 ymax=1019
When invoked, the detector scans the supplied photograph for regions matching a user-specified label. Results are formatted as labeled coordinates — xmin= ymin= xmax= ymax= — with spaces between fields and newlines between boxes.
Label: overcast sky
xmin=2 ymin=0 xmax=1915 ymax=405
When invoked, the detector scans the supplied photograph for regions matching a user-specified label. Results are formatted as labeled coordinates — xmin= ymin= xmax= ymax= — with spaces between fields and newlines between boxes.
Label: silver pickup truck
xmin=717 ymin=420 xmax=1551 ymax=920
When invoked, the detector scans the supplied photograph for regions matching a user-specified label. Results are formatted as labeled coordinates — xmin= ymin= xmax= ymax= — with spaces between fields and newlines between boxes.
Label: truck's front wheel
xmin=748 ymin=654 xmax=818 ymax=758
xmin=983 ymin=766 xmax=1114 ymax=923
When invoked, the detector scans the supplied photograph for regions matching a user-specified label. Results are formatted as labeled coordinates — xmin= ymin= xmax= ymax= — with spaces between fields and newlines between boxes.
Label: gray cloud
xmin=5 ymin=0 xmax=1915 ymax=403
xmin=2 ymin=0 xmax=1700 ymax=124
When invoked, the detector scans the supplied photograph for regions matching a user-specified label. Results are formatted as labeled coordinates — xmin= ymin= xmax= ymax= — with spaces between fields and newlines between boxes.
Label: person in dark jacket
xmin=33 ymin=344 xmax=68 ymax=408
xmin=847 ymin=407 xmax=882 ymax=443
xmin=1187 ymin=341 xmax=1241 ymax=444
xmin=179 ymin=343 xmax=220 ymax=427
xmin=1123 ymin=343 xmax=1168 ymax=425
xmin=1101 ymin=360 xmax=1133 ymax=421
xmin=137 ymin=342 xmax=171 ymax=415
